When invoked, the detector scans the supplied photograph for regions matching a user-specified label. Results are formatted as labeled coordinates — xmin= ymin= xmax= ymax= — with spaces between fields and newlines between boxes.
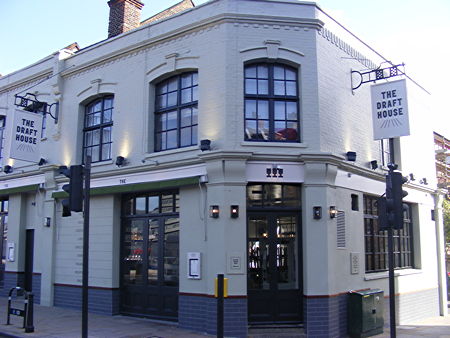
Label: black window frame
xmin=244 ymin=62 xmax=300 ymax=143
xmin=82 ymin=96 xmax=114 ymax=164
xmin=154 ymin=72 xmax=198 ymax=152
xmin=364 ymin=194 xmax=414 ymax=273
xmin=0 ymin=116 xmax=5 ymax=162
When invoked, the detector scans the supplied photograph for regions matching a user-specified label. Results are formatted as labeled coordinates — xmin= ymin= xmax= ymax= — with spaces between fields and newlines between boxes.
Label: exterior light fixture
xmin=230 ymin=205 xmax=239 ymax=218
xmin=115 ymin=156 xmax=126 ymax=167
xmin=329 ymin=206 xmax=338 ymax=219
xmin=370 ymin=160 xmax=378 ymax=170
xmin=38 ymin=158 xmax=47 ymax=166
xmin=420 ymin=178 xmax=428 ymax=185
xmin=210 ymin=205 xmax=219 ymax=218
xmin=409 ymin=173 xmax=415 ymax=181
xmin=313 ymin=206 xmax=322 ymax=220
xmin=58 ymin=165 xmax=68 ymax=175
xmin=3 ymin=165 xmax=13 ymax=174
xmin=200 ymin=139 xmax=211 ymax=151
xmin=346 ymin=151 xmax=357 ymax=162
xmin=44 ymin=217 xmax=51 ymax=227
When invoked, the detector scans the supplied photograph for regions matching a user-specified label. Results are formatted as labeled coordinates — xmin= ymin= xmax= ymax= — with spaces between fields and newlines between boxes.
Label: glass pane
xmin=245 ymin=65 xmax=257 ymax=78
xmin=258 ymin=120 xmax=269 ymax=140
xmin=286 ymin=102 xmax=298 ymax=120
xmin=181 ymin=108 xmax=192 ymax=127
xmin=257 ymin=65 xmax=268 ymax=78
xmin=156 ymin=83 xmax=166 ymax=95
xmin=247 ymin=184 xmax=263 ymax=207
xmin=257 ymin=80 xmax=268 ymax=95
xmin=181 ymin=88 xmax=192 ymax=104
xmin=157 ymin=94 xmax=166 ymax=109
xmin=166 ymin=111 xmax=177 ymax=130
xmin=192 ymin=106 xmax=198 ymax=125
xmin=164 ymin=217 xmax=179 ymax=286
xmin=192 ymin=86 xmax=198 ymax=102
xmin=192 ymin=72 xmax=198 ymax=85
xmin=148 ymin=196 xmax=159 ymax=214
xmin=104 ymin=98 xmax=113 ymax=109
xmin=103 ymin=109 xmax=112 ymax=123
xmin=274 ymin=80 xmax=285 ymax=95
xmin=166 ymin=130 xmax=177 ymax=149
xmin=93 ymin=101 xmax=102 ymax=113
xmin=161 ymin=193 xmax=174 ymax=213
xmin=275 ymin=122 xmax=287 ymax=141
xmin=103 ymin=127 xmax=112 ymax=142
xmin=181 ymin=74 xmax=192 ymax=88
xmin=283 ymin=185 xmax=300 ymax=206
xmin=92 ymin=129 xmax=100 ymax=145
xmin=167 ymin=92 xmax=177 ymax=107
xmin=248 ymin=217 xmax=269 ymax=290
xmin=180 ymin=128 xmax=192 ymax=147
xmin=192 ymin=125 xmax=198 ymax=145
xmin=257 ymin=100 xmax=269 ymax=119
xmin=274 ymin=66 xmax=285 ymax=80
xmin=286 ymin=68 xmax=296 ymax=80
xmin=245 ymin=100 xmax=257 ymax=119
xmin=123 ymin=197 xmax=134 ymax=215
xmin=159 ymin=132 xmax=166 ymax=150
xmin=148 ymin=219 xmax=159 ymax=285
xmin=286 ymin=81 xmax=297 ymax=96
xmin=91 ymin=146 xmax=100 ymax=162
xmin=245 ymin=79 xmax=257 ymax=94
xmin=245 ymin=120 xmax=257 ymax=140
xmin=123 ymin=220 xmax=144 ymax=285
xmin=274 ymin=101 xmax=286 ymax=120
xmin=135 ymin=197 xmax=146 ymax=214
xmin=84 ymin=131 xmax=93 ymax=146
xmin=168 ymin=78 xmax=178 ymax=91
xmin=101 ymin=143 xmax=111 ymax=161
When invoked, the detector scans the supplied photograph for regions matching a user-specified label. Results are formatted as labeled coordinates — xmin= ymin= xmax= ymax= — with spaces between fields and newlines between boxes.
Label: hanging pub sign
xmin=371 ymin=79 xmax=410 ymax=140
xmin=9 ymin=109 xmax=43 ymax=163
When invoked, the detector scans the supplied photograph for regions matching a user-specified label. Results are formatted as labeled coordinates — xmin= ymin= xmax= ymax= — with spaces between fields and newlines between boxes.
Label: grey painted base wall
xmin=54 ymin=284 xmax=120 ymax=315
xmin=179 ymin=294 xmax=247 ymax=337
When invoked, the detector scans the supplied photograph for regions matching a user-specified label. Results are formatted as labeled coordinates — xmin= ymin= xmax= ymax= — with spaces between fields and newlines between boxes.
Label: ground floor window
xmin=0 ymin=199 xmax=8 ymax=282
xmin=364 ymin=195 xmax=413 ymax=272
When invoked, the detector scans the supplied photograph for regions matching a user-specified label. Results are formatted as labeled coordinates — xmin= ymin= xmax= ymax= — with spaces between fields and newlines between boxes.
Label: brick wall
xmin=108 ymin=0 xmax=143 ymax=38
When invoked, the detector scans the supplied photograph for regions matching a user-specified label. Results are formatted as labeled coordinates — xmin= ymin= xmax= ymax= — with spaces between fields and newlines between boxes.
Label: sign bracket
xmin=14 ymin=93 xmax=58 ymax=124
xmin=351 ymin=63 xmax=405 ymax=92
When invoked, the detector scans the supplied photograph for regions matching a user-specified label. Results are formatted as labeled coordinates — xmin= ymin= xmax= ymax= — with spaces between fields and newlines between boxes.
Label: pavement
xmin=0 ymin=295 xmax=448 ymax=337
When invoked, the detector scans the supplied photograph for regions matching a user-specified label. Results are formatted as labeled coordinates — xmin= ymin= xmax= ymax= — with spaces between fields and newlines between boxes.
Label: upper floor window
xmin=83 ymin=96 xmax=113 ymax=163
xmin=244 ymin=63 xmax=299 ymax=142
xmin=155 ymin=72 xmax=198 ymax=152
xmin=0 ymin=117 xmax=5 ymax=162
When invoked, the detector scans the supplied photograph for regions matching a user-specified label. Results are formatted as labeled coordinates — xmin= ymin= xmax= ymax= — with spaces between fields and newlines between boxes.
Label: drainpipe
xmin=434 ymin=189 xmax=448 ymax=316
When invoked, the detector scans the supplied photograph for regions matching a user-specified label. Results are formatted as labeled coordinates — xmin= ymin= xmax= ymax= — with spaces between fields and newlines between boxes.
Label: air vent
xmin=337 ymin=211 xmax=346 ymax=248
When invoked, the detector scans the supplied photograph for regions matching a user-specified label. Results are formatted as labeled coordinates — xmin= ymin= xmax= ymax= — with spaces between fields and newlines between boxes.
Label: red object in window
xmin=275 ymin=128 xmax=298 ymax=141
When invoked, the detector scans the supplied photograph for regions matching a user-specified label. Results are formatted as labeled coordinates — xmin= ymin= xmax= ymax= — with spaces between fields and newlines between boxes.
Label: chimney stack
xmin=108 ymin=0 xmax=144 ymax=38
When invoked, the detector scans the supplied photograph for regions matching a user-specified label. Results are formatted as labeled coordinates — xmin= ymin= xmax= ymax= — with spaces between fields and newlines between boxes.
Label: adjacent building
xmin=0 ymin=0 xmax=447 ymax=337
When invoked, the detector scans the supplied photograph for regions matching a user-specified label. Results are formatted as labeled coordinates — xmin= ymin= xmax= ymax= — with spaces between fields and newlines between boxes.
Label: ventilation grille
xmin=337 ymin=211 xmax=346 ymax=248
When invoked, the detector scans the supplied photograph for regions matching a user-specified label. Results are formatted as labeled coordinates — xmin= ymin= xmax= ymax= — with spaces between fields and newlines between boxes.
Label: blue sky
xmin=1 ymin=0 xmax=449 ymax=135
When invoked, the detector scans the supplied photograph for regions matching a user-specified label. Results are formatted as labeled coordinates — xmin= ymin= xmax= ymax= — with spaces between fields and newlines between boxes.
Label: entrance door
xmin=121 ymin=216 xmax=179 ymax=320
xmin=248 ymin=213 xmax=301 ymax=323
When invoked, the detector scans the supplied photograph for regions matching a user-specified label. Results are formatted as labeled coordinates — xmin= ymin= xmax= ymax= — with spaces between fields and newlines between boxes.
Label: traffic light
xmin=378 ymin=171 xmax=408 ymax=230
xmin=59 ymin=165 xmax=84 ymax=217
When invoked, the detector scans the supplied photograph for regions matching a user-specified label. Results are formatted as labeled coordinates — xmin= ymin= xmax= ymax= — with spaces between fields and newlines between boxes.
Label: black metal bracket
xmin=14 ymin=93 xmax=58 ymax=123
xmin=351 ymin=63 xmax=405 ymax=91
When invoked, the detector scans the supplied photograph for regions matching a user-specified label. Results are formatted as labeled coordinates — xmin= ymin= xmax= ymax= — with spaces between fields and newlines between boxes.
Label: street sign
xmin=371 ymin=79 xmax=410 ymax=140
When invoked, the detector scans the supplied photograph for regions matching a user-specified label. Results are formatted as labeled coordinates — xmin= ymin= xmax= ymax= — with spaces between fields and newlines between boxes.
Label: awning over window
xmin=51 ymin=176 xmax=200 ymax=199
xmin=0 ymin=184 xmax=40 ymax=197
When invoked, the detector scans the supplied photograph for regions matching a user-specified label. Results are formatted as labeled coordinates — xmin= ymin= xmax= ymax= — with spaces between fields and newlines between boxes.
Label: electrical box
xmin=348 ymin=289 xmax=384 ymax=337
xmin=187 ymin=252 xmax=201 ymax=279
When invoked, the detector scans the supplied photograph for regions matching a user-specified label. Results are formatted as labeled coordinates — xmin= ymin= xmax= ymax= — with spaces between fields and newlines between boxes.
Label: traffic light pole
xmin=82 ymin=156 xmax=91 ymax=338
xmin=388 ymin=140 xmax=396 ymax=338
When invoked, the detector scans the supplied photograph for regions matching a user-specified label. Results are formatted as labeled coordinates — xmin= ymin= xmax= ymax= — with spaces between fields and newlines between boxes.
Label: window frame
xmin=82 ymin=96 xmax=114 ymax=164
xmin=244 ymin=62 xmax=300 ymax=143
xmin=0 ymin=116 xmax=5 ymax=162
xmin=363 ymin=194 xmax=414 ymax=273
xmin=154 ymin=72 xmax=198 ymax=152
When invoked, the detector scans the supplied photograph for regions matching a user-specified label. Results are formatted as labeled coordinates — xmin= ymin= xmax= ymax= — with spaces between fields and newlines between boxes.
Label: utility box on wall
xmin=348 ymin=289 xmax=384 ymax=337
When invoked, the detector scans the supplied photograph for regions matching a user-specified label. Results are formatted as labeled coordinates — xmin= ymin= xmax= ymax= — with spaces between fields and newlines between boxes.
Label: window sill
xmin=240 ymin=141 xmax=308 ymax=148
xmin=145 ymin=145 xmax=198 ymax=159
xmin=90 ymin=159 xmax=114 ymax=167
xmin=364 ymin=268 xmax=422 ymax=280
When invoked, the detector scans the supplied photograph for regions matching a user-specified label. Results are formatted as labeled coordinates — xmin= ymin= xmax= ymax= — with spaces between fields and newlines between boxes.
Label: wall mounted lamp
xmin=200 ymin=139 xmax=211 ymax=151
xmin=346 ymin=151 xmax=357 ymax=162
xmin=420 ymin=178 xmax=428 ymax=185
xmin=230 ymin=205 xmax=239 ymax=218
xmin=44 ymin=217 xmax=51 ymax=227
xmin=38 ymin=158 xmax=47 ymax=166
xmin=329 ymin=206 xmax=338 ymax=219
xmin=58 ymin=165 xmax=68 ymax=175
xmin=370 ymin=160 xmax=378 ymax=170
xmin=115 ymin=156 xmax=126 ymax=167
xmin=3 ymin=165 xmax=13 ymax=174
xmin=210 ymin=205 xmax=219 ymax=218
xmin=409 ymin=173 xmax=415 ymax=181
xmin=313 ymin=206 xmax=322 ymax=220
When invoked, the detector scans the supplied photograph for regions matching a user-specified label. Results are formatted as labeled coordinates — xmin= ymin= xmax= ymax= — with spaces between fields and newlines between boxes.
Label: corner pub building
xmin=0 ymin=0 xmax=447 ymax=336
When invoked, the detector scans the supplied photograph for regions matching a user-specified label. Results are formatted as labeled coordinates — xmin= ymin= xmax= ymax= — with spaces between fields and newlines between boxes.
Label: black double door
xmin=248 ymin=213 xmax=302 ymax=323
xmin=121 ymin=216 xmax=179 ymax=320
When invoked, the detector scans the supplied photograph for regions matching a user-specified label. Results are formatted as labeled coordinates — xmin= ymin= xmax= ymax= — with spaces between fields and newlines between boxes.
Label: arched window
xmin=244 ymin=63 xmax=299 ymax=142
xmin=155 ymin=72 xmax=198 ymax=151
xmin=83 ymin=96 xmax=113 ymax=163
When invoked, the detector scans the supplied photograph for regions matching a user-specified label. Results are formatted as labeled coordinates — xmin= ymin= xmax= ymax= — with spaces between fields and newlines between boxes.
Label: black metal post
xmin=24 ymin=292 xmax=34 ymax=333
xmin=387 ymin=143 xmax=396 ymax=338
xmin=217 ymin=274 xmax=224 ymax=338
xmin=82 ymin=156 xmax=91 ymax=338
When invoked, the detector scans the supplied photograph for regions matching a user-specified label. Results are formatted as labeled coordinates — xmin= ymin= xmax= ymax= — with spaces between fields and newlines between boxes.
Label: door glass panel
xmin=276 ymin=216 xmax=297 ymax=289
xmin=164 ymin=217 xmax=179 ymax=286
xmin=248 ymin=217 xmax=270 ymax=290
xmin=123 ymin=219 xmax=145 ymax=285
xmin=148 ymin=219 xmax=159 ymax=285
